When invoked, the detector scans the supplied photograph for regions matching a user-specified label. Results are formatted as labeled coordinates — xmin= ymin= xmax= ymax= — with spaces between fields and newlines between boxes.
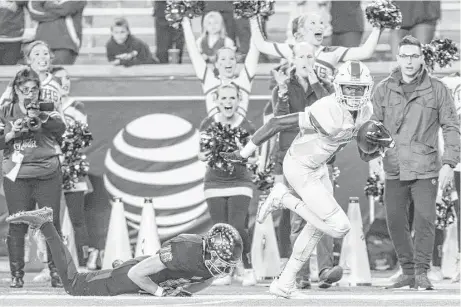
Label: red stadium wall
xmin=0 ymin=64 xmax=457 ymax=256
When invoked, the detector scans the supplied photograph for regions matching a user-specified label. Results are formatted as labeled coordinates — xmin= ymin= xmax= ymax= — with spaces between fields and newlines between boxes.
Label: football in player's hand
xmin=357 ymin=120 xmax=381 ymax=154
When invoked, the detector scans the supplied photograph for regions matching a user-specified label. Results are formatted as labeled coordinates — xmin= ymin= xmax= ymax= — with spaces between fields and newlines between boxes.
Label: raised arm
xmin=242 ymin=38 xmax=260 ymax=80
xmin=250 ymin=16 xmax=293 ymax=59
xmin=182 ymin=17 xmax=207 ymax=81
xmin=342 ymin=27 xmax=383 ymax=61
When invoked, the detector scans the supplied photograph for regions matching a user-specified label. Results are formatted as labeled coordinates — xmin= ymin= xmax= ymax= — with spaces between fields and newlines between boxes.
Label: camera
xmin=19 ymin=99 xmax=53 ymax=132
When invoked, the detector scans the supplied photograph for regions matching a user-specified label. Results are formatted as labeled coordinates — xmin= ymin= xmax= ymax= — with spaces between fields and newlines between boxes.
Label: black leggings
xmin=64 ymin=191 xmax=90 ymax=266
xmin=4 ymin=170 xmax=62 ymax=272
xmin=206 ymin=195 xmax=252 ymax=269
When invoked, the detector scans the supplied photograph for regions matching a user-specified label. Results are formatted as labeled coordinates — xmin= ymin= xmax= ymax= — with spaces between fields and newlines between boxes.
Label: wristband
xmin=154 ymin=286 xmax=164 ymax=297
xmin=241 ymin=140 xmax=258 ymax=158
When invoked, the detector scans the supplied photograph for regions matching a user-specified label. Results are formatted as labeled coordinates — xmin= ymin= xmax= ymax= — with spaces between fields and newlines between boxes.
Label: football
xmin=356 ymin=120 xmax=381 ymax=154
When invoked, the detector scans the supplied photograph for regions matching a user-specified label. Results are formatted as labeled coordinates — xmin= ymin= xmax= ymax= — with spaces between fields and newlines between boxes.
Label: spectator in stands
xmin=153 ymin=1 xmax=185 ymax=64
xmin=0 ymin=67 xmax=67 ymax=288
xmin=203 ymin=1 xmax=250 ymax=62
xmin=330 ymin=1 xmax=364 ymax=47
xmin=370 ymin=35 xmax=460 ymax=290
xmin=50 ymin=66 xmax=99 ymax=271
xmin=0 ymin=0 xmax=32 ymax=65
xmin=198 ymin=84 xmax=257 ymax=287
xmin=106 ymin=18 xmax=156 ymax=67
xmin=28 ymin=0 xmax=86 ymax=65
xmin=197 ymin=11 xmax=235 ymax=64
xmin=390 ymin=1 xmax=441 ymax=57
xmin=181 ymin=16 xmax=259 ymax=118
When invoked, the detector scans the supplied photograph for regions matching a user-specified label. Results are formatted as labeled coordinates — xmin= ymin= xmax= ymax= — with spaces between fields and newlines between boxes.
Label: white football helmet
xmin=333 ymin=61 xmax=373 ymax=111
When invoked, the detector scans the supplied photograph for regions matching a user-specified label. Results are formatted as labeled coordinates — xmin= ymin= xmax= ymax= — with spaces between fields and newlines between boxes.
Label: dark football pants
xmin=385 ymin=178 xmax=438 ymax=275
xmin=41 ymin=221 xmax=115 ymax=296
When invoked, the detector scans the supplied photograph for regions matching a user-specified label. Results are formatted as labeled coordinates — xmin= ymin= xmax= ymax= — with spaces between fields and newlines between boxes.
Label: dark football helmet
xmin=203 ymin=223 xmax=243 ymax=277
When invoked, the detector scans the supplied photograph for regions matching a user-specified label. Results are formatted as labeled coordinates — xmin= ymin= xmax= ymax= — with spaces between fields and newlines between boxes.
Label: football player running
xmin=221 ymin=60 xmax=394 ymax=298
xmin=6 ymin=207 xmax=243 ymax=297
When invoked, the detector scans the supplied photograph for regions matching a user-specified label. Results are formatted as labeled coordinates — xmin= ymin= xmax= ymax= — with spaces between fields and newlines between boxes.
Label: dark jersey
xmin=99 ymin=234 xmax=212 ymax=296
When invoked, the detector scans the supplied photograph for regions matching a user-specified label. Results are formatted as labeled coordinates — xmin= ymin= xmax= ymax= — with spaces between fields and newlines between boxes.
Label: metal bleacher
xmin=24 ymin=0 xmax=461 ymax=64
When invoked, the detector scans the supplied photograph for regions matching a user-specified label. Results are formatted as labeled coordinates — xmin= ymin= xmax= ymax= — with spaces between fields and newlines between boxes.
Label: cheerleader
xmin=182 ymin=16 xmax=259 ymax=117
xmin=196 ymin=11 xmax=235 ymax=64
xmin=198 ymin=84 xmax=257 ymax=286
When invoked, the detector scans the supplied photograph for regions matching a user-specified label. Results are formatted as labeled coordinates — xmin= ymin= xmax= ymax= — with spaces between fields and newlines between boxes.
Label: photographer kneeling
xmin=0 ymin=67 xmax=66 ymax=288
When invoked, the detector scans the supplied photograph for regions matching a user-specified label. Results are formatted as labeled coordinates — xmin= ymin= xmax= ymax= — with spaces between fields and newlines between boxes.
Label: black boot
xmin=48 ymin=261 xmax=64 ymax=288
xmin=7 ymin=235 xmax=25 ymax=288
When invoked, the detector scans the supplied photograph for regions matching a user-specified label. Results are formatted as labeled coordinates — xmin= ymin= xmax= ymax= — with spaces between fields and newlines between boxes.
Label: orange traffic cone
xmin=135 ymin=198 xmax=161 ymax=257
xmin=102 ymin=197 xmax=132 ymax=269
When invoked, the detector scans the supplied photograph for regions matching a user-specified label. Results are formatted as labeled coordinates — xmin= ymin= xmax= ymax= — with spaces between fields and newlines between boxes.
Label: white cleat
xmin=257 ymin=183 xmax=289 ymax=224
xmin=269 ymin=279 xmax=310 ymax=299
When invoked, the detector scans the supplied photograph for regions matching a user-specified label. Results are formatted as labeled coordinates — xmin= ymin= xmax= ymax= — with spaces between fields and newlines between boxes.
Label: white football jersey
xmin=292 ymin=94 xmax=373 ymax=169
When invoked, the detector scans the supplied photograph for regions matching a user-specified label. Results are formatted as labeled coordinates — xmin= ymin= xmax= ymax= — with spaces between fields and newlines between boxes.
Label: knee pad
xmin=325 ymin=210 xmax=351 ymax=238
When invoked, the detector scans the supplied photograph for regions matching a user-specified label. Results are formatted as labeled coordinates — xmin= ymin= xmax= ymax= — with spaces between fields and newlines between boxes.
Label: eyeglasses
xmin=398 ymin=54 xmax=421 ymax=60
xmin=17 ymin=86 xmax=39 ymax=95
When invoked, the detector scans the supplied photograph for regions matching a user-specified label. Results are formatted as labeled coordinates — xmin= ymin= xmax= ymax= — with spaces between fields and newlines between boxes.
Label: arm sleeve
xmin=370 ymin=84 xmax=385 ymax=122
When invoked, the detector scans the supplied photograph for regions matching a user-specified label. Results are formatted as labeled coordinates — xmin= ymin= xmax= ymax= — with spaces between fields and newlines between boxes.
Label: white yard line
xmin=0 ymin=294 xmax=459 ymax=301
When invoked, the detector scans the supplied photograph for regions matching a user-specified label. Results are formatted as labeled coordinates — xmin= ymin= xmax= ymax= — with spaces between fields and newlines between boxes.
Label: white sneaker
xmin=242 ymin=269 xmax=257 ymax=286
xmin=427 ymin=266 xmax=443 ymax=282
xmin=257 ymin=183 xmax=288 ymax=224
xmin=452 ymin=254 xmax=460 ymax=283
xmin=33 ymin=267 xmax=50 ymax=282
xmin=269 ymin=279 xmax=309 ymax=299
xmin=211 ymin=275 xmax=232 ymax=286
xmin=86 ymin=248 xmax=99 ymax=270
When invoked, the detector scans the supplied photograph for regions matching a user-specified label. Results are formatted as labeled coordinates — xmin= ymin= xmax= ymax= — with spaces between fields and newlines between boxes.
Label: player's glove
xmin=220 ymin=150 xmax=247 ymax=164
xmin=365 ymin=122 xmax=395 ymax=149
xmin=164 ymin=287 xmax=192 ymax=297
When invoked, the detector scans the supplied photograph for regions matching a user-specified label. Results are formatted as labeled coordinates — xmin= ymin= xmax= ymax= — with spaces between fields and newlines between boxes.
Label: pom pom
xmin=364 ymin=174 xmax=384 ymax=205
xmin=233 ymin=0 xmax=275 ymax=19
xmin=61 ymin=121 xmax=93 ymax=190
xmin=165 ymin=0 xmax=205 ymax=29
xmin=423 ymin=38 xmax=460 ymax=71
xmin=200 ymin=122 xmax=250 ymax=173
xmin=332 ymin=166 xmax=340 ymax=188
xmin=435 ymin=184 xmax=456 ymax=230
xmin=365 ymin=0 xmax=402 ymax=29
xmin=248 ymin=160 xmax=275 ymax=191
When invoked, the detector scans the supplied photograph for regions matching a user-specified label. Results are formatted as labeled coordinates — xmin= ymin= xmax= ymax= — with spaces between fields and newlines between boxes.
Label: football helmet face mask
xmin=333 ymin=61 xmax=374 ymax=111
xmin=203 ymin=223 xmax=243 ymax=277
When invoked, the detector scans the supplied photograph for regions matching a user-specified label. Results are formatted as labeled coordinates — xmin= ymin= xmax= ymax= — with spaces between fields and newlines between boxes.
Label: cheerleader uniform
xmin=199 ymin=114 xmax=255 ymax=269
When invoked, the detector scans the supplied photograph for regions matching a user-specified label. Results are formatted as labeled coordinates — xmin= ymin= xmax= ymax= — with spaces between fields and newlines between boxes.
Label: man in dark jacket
xmin=28 ymin=0 xmax=86 ymax=65
xmin=369 ymin=35 xmax=460 ymax=290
